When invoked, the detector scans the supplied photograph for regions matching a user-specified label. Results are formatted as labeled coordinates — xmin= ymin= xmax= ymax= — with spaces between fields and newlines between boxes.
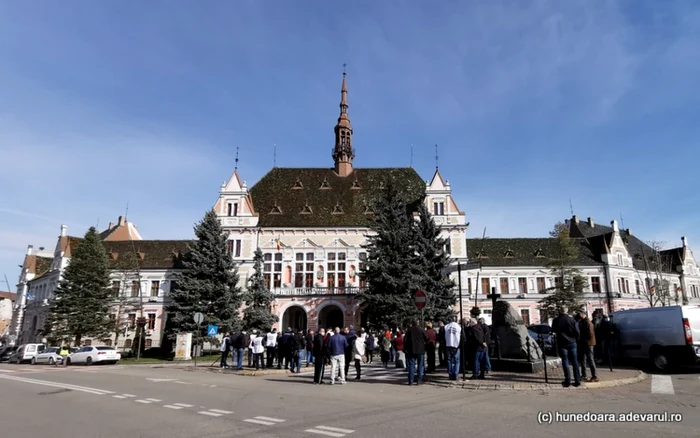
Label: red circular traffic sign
xmin=414 ymin=290 xmax=427 ymax=310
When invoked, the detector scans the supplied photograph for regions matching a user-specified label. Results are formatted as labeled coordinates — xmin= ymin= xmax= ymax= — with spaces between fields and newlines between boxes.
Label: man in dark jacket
xmin=291 ymin=329 xmax=306 ymax=373
xmin=343 ymin=327 xmax=356 ymax=378
xmin=404 ymin=320 xmax=429 ymax=385
xmin=478 ymin=318 xmax=492 ymax=374
xmin=312 ymin=328 xmax=327 ymax=384
xmin=230 ymin=331 xmax=245 ymax=370
xmin=552 ymin=307 xmax=581 ymax=387
xmin=305 ymin=329 xmax=315 ymax=367
xmin=280 ymin=328 xmax=294 ymax=370
xmin=425 ymin=322 xmax=437 ymax=373
xmin=437 ymin=321 xmax=447 ymax=368
xmin=575 ymin=311 xmax=597 ymax=382
xmin=469 ymin=319 xmax=487 ymax=379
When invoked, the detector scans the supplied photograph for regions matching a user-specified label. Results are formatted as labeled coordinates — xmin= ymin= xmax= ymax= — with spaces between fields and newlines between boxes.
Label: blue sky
xmin=1 ymin=1 xmax=699 ymax=291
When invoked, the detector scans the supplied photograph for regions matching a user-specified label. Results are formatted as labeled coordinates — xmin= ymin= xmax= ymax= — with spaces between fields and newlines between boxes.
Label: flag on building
xmin=276 ymin=238 xmax=281 ymax=251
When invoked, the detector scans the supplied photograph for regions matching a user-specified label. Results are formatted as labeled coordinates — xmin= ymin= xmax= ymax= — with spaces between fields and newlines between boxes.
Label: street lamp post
xmin=486 ymin=287 xmax=501 ymax=359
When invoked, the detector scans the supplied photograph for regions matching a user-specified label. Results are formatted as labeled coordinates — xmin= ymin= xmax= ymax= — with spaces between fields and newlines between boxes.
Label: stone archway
xmin=318 ymin=304 xmax=344 ymax=330
xmin=281 ymin=305 xmax=307 ymax=332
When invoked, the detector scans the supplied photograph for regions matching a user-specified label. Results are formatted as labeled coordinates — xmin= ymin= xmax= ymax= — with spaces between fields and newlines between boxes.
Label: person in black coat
xmin=469 ymin=320 xmax=487 ymax=379
xmin=403 ymin=320 xmax=429 ymax=385
xmin=437 ymin=321 xmax=447 ymax=368
xmin=552 ymin=307 xmax=581 ymax=387
xmin=343 ymin=327 xmax=356 ymax=377
xmin=312 ymin=328 xmax=327 ymax=384
xmin=478 ymin=318 xmax=492 ymax=374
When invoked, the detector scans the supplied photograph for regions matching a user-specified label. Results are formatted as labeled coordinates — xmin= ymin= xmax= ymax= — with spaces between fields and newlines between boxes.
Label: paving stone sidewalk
xmin=425 ymin=363 xmax=646 ymax=391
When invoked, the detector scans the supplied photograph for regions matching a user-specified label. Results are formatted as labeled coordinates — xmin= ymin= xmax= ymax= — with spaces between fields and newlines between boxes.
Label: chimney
xmin=118 ymin=216 xmax=125 ymax=226
xmin=611 ymin=220 xmax=618 ymax=232
xmin=627 ymin=229 xmax=632 ymax=236
xmin=587 ymin=217 xmax=594 ymax=228
xmin=60 ymin=224 xmax=67 ymax=237
xmin=573 ymin=215 xmax=579 ymax=224
xmin=682 ymin=236 xmax=688 ymax=247
xmin=27 ymin=245 xmax=33 ymax=255
xmin=108 ymin=222 xmax=114 ymax=230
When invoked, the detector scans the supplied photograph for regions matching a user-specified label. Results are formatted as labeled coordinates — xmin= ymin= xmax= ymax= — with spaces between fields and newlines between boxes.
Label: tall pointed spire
xmin=333 ymin=64 xmax=354 ymax=177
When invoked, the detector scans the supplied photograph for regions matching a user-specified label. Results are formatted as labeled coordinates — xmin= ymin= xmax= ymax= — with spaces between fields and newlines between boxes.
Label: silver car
xmin=32 ymin=347 xmax=64 ymax=365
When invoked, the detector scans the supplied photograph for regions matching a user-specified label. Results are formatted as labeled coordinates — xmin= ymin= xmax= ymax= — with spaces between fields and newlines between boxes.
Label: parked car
xmin=32 ymin=347 xmax=64 ymax=365
xmin=528 ymin=329 xmax=554 ymax=353
xmin=0 ymin=346 xmax=17 ymax=362
xmin=66 ymin=346 xmax=121 ymax=366
xmin=527 ymin=324 xmax=552 ymax=335
xmin=8 ymin=343 xmax=45 ymax=364
xmin=612 ymin=305 xmax=700 ymax=371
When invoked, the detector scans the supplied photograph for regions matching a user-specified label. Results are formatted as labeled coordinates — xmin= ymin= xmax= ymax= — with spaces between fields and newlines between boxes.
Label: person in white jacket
xmin=352 ymin=331 xmax=367 ymax=380
xmin=250 ymin=330 xmax=266 ymax=370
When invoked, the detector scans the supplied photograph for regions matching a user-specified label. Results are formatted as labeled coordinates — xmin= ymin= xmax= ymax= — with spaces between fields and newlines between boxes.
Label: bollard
xmin=539 ymin=334 xmax=548 ymax=384
xmin=495 ymin=334 xmax=502 ymax=360
xmin=526 ymin=337 xmax=532 ymax=363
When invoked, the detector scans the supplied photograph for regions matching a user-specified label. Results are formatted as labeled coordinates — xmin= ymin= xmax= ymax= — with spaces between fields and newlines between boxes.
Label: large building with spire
xmin=214 ymin=71 xmax=468 ymax=331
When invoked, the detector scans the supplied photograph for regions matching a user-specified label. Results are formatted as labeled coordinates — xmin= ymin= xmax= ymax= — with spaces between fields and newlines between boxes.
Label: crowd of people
xmin=217 ymin=316 xmax=496 ymax=385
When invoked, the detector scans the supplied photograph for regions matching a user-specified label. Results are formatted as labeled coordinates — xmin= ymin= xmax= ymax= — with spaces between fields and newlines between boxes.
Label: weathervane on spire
xmin=435 ymin=144 xmax=439 ymax=170
xmin=273 ymin=143 xmax=277 ymax=168
xmin=343 ymin=63 xmax=347 ymax=74
xmin=410 ymin=144 xmax=414 ymax=168
xmin=234 ymin=146 xmax=239 ymax=171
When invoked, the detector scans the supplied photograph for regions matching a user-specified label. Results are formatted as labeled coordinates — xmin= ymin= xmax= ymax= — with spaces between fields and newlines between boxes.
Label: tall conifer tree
xmin=44 ymin=227 xmax=114 ymax=346
xmin=242 ymin=248 xmax=278 ymax=331
xmin=167 ymin=210 xmax=242 ymax=336
xmin=415 ymin=203 xmax=456 ymax=322
xmin=358 ymin=181 xmax=421 ymax=328
xmin=538 ymin=222 xmax=588 ymax=315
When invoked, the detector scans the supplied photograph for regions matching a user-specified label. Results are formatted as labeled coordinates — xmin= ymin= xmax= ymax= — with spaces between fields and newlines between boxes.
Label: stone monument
xmin=492 ymin=300 xmax=542 ymax=360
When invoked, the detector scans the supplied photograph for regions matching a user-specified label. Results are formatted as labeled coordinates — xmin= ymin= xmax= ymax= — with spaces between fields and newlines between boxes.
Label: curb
xmin=184 ymin=366 xmax=296 ymax=377
xmin=425 ymin=370 xmax=647 ymax=391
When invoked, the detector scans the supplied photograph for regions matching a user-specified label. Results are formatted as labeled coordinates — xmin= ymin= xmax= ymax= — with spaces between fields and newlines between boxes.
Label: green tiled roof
xmin=249 ymin=167 xmax=426 ymax=227
xmin=465 ymin=238 xmax=603 ymax=267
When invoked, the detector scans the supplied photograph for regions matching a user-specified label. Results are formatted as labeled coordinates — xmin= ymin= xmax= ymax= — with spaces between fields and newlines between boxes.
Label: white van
xmin=612 ymin=305 xmax=700 ymax=371
xmin=9 ymin=343 xmax=45 ymax=364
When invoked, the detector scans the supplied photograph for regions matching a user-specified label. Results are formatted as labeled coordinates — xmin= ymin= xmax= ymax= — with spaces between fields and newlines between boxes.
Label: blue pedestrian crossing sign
xmin=207 ymin=325 xmax=219 ymax=336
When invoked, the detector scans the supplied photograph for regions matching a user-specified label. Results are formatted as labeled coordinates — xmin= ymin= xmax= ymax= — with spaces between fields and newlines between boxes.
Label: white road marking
xmin=0 ymin=369 xmax=15 ymax=373
xmin=208 ymin=409 xmax=233 ymax=414
xmin=174 ymin=381 xmax=191 ymax=384
xmin=146 ymin=378 xmax=176 ymax=382
xmin=163 ymin=405 xmax=184 ymax=410
xmin=651 ymin=375 xmax=675 ymax=394
xmin=244 ymin=416 xmax=286 ymax=426
xmin=174 ymin=403 xmax=194 ymax=407
xmin=122 ymin=394 xmax=136 ymax=397
xmin=113 ymin=395 xmax=127 ymax=399
xmin=0 ymin=374 xmax=113 ymax=395
xmin=305 ymin=425 xmax=355 ymax=437
xmin=145 ymin=398 xmax=162 ymax=402
xmin=198 ymin=411 xmax=222 ymax=417
xmin=135 ymin=400 xmax=153 ymax=404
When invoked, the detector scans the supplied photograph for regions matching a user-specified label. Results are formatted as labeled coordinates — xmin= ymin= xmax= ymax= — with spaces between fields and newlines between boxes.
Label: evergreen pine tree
xmin=43 ymin=227 xmax=114 ymax=346
xmin=414 ymin=203 xmax=456 ymax=323
xmin=166 ymin=210 xmax=242 ymax=337
xmin=538 ymin=222 xmax=588 ymax=315
xmin=242 ymin=248 xmax=278 ymax=332
xmin=358 ymin=180 xmax=421 ymax=328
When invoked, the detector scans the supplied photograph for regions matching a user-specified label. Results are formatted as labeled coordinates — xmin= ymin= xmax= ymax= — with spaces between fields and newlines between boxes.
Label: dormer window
xmin=332 ymin=203 xmax=344 ymax=215
xmin=504 ymin=249 xmax=515 ymax=258
xmin=292 ymin=178 xmax=304 ymax=189
xmin=379 ymin=181 xmax=385 ymax=189
xmin=363 ymin=205 xmax=375 ymax=215
xmin=476 ymin=252 xmax=488 ymax=259
xmin=534 ymin=249 xmax=546 ymax=258
xmin=269 ymin=203 xmax=282 ymax=215
xmin=300 ymin=203 xmax=313 ymax=214
xmin=320 ymin=178 xmax=331 ymax=189
xmin=351 ymin=179 xmax=362 ymax=189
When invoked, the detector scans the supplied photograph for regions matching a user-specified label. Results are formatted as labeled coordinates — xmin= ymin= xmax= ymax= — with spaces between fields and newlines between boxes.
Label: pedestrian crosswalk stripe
xmin=244 ymin=416 xmax=286 ymax=426
xmin=174 ymin=403 xmax=193 ymax=407
xmin=254 ymin=416 xmax=285 ymax=423
xmin=208 ymin=409 xmax=233 ymax=414
xmin=305 ymin=425 xmax=355 ymax=437
xmin=651 ymin=375 xmax=675 ymax=394
xmin=112 ymin=395 xmax=127 ymax=399
xmin=198 ymin=411 xmax=221 ymax=417
xmin=163 ymin=405 xmax=184 ymax=410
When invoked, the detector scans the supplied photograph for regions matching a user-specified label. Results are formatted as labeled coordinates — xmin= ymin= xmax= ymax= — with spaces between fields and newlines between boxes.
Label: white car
xmin=66 ymin=346 xmax=121 ymax=366
xmin=32 ymin=347 xmax=64 ymax=365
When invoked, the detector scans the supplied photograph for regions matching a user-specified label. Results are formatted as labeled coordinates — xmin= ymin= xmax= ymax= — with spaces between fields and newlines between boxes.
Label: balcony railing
xmin=270 ymin=286 xmax=366 ymax=296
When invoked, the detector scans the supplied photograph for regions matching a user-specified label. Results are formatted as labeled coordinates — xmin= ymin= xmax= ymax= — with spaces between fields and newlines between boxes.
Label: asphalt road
xmin=0 ymin=363 xmax=698 ymax=438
